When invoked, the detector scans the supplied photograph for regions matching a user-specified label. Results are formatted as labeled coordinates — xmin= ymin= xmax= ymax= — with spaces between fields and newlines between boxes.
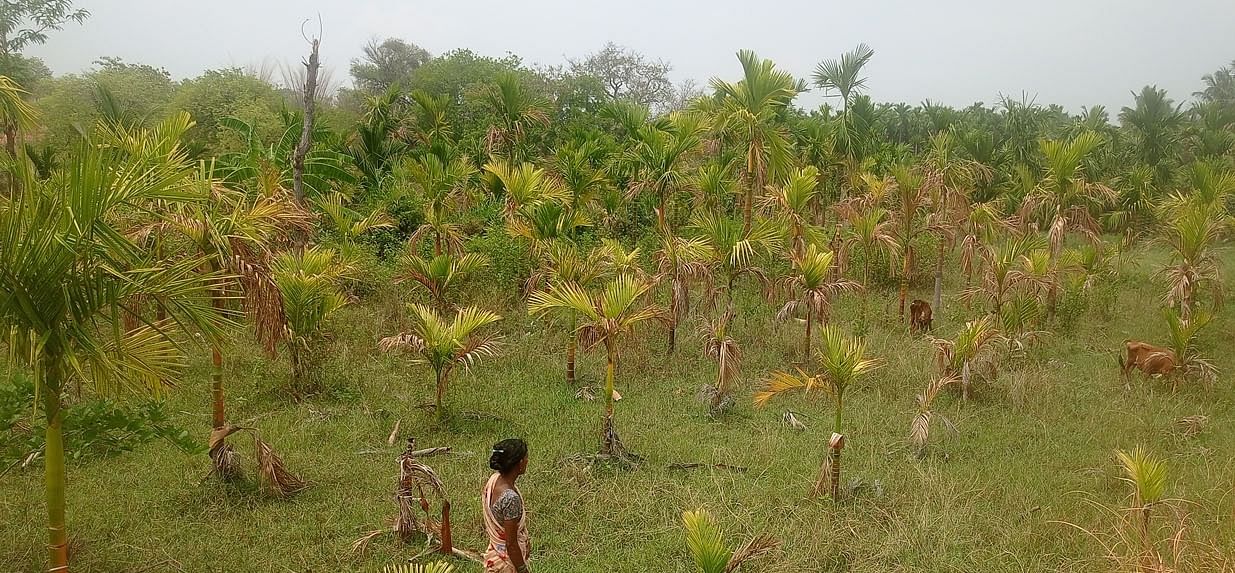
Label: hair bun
xmin=488 ymin=438 xmax=528 ymax=473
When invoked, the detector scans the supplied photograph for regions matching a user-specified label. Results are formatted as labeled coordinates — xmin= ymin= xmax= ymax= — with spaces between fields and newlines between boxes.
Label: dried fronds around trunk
xmin=700 ymin=308 xmax=741 ymax=416
xmin=207 ymin=424 xmax=305 ymax=495
xmin=255 ymin=435 xmax=308 ymax=496
xmin=353 ymin=439 xmax=452 ymax=557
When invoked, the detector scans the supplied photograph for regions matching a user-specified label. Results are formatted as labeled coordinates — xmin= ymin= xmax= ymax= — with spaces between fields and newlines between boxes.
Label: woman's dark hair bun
xmin=488 ymin=438 xmax=528 ymax=473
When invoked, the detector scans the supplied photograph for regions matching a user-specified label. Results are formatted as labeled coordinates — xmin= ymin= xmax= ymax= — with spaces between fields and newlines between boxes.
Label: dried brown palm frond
xmin=910 ymin=376 xmax=960 ymax=457
xmin=255 ymin=434 xmax=308 ymax=496
xmin=1174 ymin=415 xmax=1209 ymax=438
xmin=725 ymin=533 xmax=780 ymax=573
xmin=701 ymin=309 xmax=741 ymax=416
xmin=379 ymin=333 xmax=427 ymax=353
xmin=782 ymin=411 xmax=807 ymax=431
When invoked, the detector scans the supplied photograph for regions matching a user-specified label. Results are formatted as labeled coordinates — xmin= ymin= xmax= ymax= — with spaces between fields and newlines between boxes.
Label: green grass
xmin=3 ymin=246 xmax=1235 ymax=572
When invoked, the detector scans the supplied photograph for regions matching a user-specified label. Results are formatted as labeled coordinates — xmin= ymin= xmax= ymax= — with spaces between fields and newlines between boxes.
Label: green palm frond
xmin=381 ymin=560 xmax=455 ymax=573
xmin=1115 ymin=446 xmax=1168 ymax=507
xmin=0 ymin=75 xmax=38 ymax=132
xmin=812 ymin=44 xmax=875 ymax=109
xmin=682 ymin=509 xmax=733 ymax=573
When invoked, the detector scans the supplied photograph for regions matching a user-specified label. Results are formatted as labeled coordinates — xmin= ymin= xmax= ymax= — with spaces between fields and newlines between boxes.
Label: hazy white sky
xmin=25 ymin=0 xmax=1235 ymax=112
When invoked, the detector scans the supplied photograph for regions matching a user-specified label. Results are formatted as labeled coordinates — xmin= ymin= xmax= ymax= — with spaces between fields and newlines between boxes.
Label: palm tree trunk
xmin=804 ymin=311 xmax=813 ymax=360
xmin=933 ymin=238 xmax=945 ymax=315
xmin=435 ymin=369 xmax=446 ymax=419
xmin=830 ymin=393 xmax=843 ymax=500
xmin=42 ymin=362 xmax=69 ymax=572
xmin=601 ymin=342 xmax=617 ymax=455
xmin=898 ymin=247 xmax=911 ymax=321
xmin=667 ymin=320 xmax=676 ymax=355
xmin=211 ymin=345 xmax=225 ymax=430
xmin=566 ymin=313 xmax=577 ymax=386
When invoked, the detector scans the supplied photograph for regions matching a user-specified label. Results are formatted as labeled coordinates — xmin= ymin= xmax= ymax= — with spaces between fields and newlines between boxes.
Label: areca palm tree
xmin=700 ymin=308 xmax=740 ymax=416
xmin=654 ymin=235 xmax=711 ymax=354
xmin=482 ymin=71 xmax=549 ymax=162
xmin=837 ymin=202 xmax=899 ymax=325
xmin=525 ymin=241 xmax=606 ymax=387
xmin=924 ymin=131 xmax=991 ymax=311
xmin=1161 ymin=309 xmax=1218 ymax=388
xmin=960 ymin=234 xmax=1045 ymax=316
xmin=398 ymin=154 xmax=476 ymax=256
xmin=689 ymin=211 xmax=782 ymax=305
xmin=484 ymin=159 xmax=567 ymax=218
xmin=163 ymin=175 xmax=308 ymax=476
xmin=812 ymin=44 xmax=875 ymax=113
xmin=760 ymin=165 xmax=821 ymax=259
xmin=887 ymin=163 xmax=939 ymax=320
xmin=709 ymin=50 xmax=799 ymax=230
xmin=1023 ymin=131 xmax=1115 ymax=319
xmin=1156 ymin=203 xmax=1225 ymax=317
xmin=776 ymin=244 xmax=860 ymax=358
xmin=379 ymin=305 xmax=502 ymax=417
xmin=927 ymin=315 xmax=1001 ymax=400
xmin=399 ymin=252 xmax=488 ymax=312
xmin=528 ymin=275 xmax=668 ymax=456
xmin=1 ymin=136 xmax=229 ymax=572
xmin=681 ymin=508 xmax=778 ymax=573
xmin=754 ymin=325 xmax=881 ymax=498
xmin=216 ymin=114 xmax=355 ymax=199
xmin=271 ymin=247 xmax=352 ymax=393
xmin=626 ymin=112 xmax=705 ymax=233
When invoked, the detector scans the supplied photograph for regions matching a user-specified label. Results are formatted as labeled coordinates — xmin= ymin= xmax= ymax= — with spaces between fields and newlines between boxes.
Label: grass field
xmin=2 ymin=245 xmax=1234 ymax=573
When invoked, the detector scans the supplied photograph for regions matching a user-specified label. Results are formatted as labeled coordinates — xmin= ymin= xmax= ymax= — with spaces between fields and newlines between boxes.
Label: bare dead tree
xmin=291 ymin=20 xmax=321 ymax=206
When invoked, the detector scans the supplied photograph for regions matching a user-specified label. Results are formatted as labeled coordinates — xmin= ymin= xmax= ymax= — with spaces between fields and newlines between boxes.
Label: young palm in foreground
xmin=528 ymin=275 xmax=668 ymax=456
xmin=754 ymin=325 xmax=881 ymax=499
xmin=380 ymin=305 xmax=503 ymax=418
xmin=1 ymin=139 xmax=230 ymax=572
xmin=681 ymin=508 xmax=778 ymax=573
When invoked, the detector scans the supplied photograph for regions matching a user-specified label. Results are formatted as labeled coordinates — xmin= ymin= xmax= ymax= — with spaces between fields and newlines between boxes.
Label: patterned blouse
xmin=490 ymin=488 xmax=523 ymax=522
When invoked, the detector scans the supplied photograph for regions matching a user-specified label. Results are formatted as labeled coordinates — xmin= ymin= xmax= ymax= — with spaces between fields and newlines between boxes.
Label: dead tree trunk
xmin=292 ymin=38 xmax=320 ymax=206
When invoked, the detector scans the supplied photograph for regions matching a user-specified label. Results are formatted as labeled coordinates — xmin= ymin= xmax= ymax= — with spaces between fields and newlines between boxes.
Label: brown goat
xmin=1118 ymin=340 xmax=1177 ymax=386
xmin=909 ymin=299 xmax=933 ymax=333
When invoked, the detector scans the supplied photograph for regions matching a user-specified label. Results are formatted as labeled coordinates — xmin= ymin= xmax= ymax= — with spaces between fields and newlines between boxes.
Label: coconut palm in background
xmin=754 ymin=325 xmax=881 ymax=498
xmin=0 ymin=135 xmax=229 ymax=572
xmin=776 ymin=244 xmax=859 ymax=358
xmin=709 ymin=50 xmax=798 ymax=230
xmin=529 ymin=275 xmax=668 ymax=456
xmin=379 ymin=305 xmax=502 ymax=417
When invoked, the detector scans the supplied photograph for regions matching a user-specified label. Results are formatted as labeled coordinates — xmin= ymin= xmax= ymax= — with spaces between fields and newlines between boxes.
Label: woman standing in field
xmin=483 ymin=438 xmax=531 ymax=573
